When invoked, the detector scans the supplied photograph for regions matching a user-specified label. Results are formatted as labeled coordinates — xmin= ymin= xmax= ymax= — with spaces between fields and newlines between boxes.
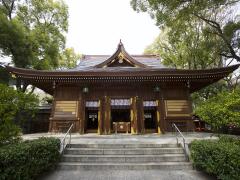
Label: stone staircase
xmin=58 ymin=143 xmax=192 ymax=170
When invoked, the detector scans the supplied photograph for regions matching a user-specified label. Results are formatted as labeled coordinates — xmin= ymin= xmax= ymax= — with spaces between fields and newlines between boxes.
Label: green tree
xmin=191 ymin=81 xmax=228 ymax=107
xmin=140 ymin=1 xmax=240 ymax=104
xmin=0 ymin=12 xmax=35 ymax=69
xmin=0 ymin=0 xmax=68 ymax=69
xmin=59 ymin=47 xmax=81 ymax=69
xmin=195 ymin=89 xmax=240 ymax=132
xmin=131 ymin=0 xmax=240 ymax=62
xmin=0 ymin=84 xmax=39 ymax=146
xmin=144 ymin=25 xmax=228 ymax=105
xmin=144 ymin=26 xmax=222 ymax=70
xmin=0 ymin=0 xmax=69 ymax=91
xmin=17 ymin=0 xmax=68 ymax=70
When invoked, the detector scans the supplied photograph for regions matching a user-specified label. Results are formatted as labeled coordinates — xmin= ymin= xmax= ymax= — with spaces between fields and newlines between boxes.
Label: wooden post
xmin=187 ymin=89 xmax=194 ymax=132
xmin=130 ymin=97 xmax=138 ymax=134
xmin=156 ymin=100 xmax=162 ymax=134
xmin=130 ymin=97 xmax=134 ymax=134
xmin=160 ymin=97 xmax=166 ymax=133
xmin=98 ymin=98 xmax=104 ymax=135
xmin=78 ymin=94 xmax=85 ymax=134
xmin=104 ymin=96 xmax=111 ymax=134
xmin=137 ymin=97 xmax=144 ymax=134
xmin=75 ymin=101 xmax=80 ymax=131
xmin=49 ymin=82 xmax=57 ymax=132
xmin=48 ymin=100 xmax=56 ymax=132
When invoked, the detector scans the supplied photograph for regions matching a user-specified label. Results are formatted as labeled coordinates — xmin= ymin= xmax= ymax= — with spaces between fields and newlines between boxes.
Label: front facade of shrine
xmin=7 ymin=42 xmax=239 ymax=134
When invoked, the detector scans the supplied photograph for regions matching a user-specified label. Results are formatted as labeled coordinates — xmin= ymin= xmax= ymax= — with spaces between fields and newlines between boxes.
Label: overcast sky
xmin=0 ymin=0 xmax=160 ymax=63
xmin=65 ymin=0 xmax=160 ymax=55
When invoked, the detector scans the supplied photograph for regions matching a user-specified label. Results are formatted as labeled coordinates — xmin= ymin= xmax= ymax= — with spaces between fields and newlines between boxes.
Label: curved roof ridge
xmin=94 ymin=41 xmax=147 ymax=68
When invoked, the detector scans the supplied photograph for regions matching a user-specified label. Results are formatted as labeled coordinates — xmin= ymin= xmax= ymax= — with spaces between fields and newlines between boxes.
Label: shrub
xmin=191 ymin=136 xmax=240 ymax=180
xmin=195 ymin=89 xmax=240 ymax=132
xmin=0 ymin=137 xmax=60 ymax=180
xmin=0 ymin=119 xmax=21 ymax=146
xmin=0 ymin=83 xmax=39 ymax=146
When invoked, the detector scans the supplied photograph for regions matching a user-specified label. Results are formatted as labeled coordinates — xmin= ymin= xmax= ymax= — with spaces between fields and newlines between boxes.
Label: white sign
xmin=111 ymin=99 xmax=130 ymax=106
xmin=86 ymin=101 xmax=99 ymax=107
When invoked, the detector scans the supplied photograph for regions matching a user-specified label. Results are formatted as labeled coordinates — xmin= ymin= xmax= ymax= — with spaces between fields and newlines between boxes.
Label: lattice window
xmin=165 ymin=100 xmax=191 ymax=117
xmin=54 ymin=101 xmax=78 ymax=118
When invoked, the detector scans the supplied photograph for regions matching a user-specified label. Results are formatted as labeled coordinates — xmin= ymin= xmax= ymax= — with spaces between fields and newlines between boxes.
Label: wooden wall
xmin=49 ymin=85 xmax=80 ymax=132
xmin=49 ymin=83 xmax=193 ymax=133
xmin=162 ymin=87 xmax=193 ymax=132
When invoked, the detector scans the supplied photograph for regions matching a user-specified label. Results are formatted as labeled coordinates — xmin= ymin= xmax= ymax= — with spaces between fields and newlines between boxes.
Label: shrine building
xmin=6 ymin=42 xmax=239 ymax=134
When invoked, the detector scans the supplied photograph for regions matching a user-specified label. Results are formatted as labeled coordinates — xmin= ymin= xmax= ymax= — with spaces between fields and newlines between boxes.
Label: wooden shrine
xmin=6 ymin=42 xmax=239 ymax=134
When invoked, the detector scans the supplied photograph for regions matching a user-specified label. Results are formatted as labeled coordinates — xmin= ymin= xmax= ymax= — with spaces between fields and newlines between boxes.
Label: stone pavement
xmin=22 ymin=132 xmax=218 ymax=144
xmin=24 ymin=133 xmax=217 ymax=180
xmin=39 ymin=169 xmax=215 ymax=180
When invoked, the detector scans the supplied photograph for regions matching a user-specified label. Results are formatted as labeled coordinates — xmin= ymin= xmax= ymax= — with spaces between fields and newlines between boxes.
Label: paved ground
xmin=25 ymin=133 xmax=217 ymax=180
xmin=22 ymin=132 xmax=218 ymax=144
xmin=39 ymin=169 xmax=216 ymax=180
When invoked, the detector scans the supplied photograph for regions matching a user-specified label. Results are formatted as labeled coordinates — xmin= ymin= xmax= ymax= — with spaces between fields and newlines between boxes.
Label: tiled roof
xmin=70 ymin=55 xmax=169 ymax=71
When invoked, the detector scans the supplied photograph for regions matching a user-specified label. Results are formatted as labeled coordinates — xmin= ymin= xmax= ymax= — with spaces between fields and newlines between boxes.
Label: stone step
xmin=68 ymin=143 xmax=178 ymax=149
xmin=64 ymin=147 xmax=184 ymax=155
xmin=58 ymin=162 xmax=193 ymax=170
xmin=62 ymin=154 xmax=186 ymax=163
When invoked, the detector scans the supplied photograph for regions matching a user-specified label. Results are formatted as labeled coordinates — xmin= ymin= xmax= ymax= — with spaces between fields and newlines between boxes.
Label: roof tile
xmin=70 ymin=55 xmax=168 ymax=71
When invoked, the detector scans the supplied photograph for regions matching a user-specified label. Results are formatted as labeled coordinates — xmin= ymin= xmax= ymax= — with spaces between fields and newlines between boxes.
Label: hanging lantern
xmin=82 ymin=87 xmax=89 ymax=93
xmin=154 ymin=86 xmax=160 ymax=92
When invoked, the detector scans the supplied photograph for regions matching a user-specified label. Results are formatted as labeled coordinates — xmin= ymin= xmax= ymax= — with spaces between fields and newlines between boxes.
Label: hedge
xmin=195 ymin=89 xmax=240 ymax=132
xmin=191 ymin=136 xmax=240 ymax=180
xmin=0 ymin=137 xmax=60 ymax=180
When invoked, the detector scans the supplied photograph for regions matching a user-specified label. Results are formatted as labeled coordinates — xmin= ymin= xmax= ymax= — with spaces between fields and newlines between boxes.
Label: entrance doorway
xmin=111 ymin=99 xmax=130 ymax=133
xmin=111 ymin=109 xmax=130 ymax=123
xmin=111 ymin=109 xmax=130 ymax=122
xmin=144 ymin=101 xmax=157 ymax=133
xmin=111 ymin=109 xmax=130 ymax=133
xmin=85 ymin=101 xmax=99 ymax=133
xmin=85 ymin=109 xmax=98 ymax=132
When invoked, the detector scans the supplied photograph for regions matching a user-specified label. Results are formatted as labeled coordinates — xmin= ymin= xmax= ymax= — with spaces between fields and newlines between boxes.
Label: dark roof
xmin=70 ymin=55 xmax=167 ymax=71
xmin=6 ymin=63 xmax=239 ymax=76
xmin=5 ymin=41 xmax=240 ymax=95
xmin=68 ymin=42 xmax=168 ymax=71
xmin=6 ymin=64 xmax=239 ymax=95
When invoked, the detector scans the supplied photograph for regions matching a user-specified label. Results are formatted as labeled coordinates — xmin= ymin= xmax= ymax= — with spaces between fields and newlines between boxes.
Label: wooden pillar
xmin=137 ymin=97 xmax=144 ymax=134
xmin=78 ymin=94 xmax=85 ymax=134
xmin=49 ymin=82 xmax=57 ymax=132
xmin=48 ymin=100 xmax=55 ymax=132
xmin=156 ymin=100 xmax=162 ymax=134
xmin=104 ymin=96 xmax=111 ymax=134
xmin=130 ymin=97 xmax=137 ymax=134
xmin=161 ymin=98 xmax=166 ymax=133
xmin=75 ymin=101 xmax=80 ymax=131
xmin=187 ymin=89 xmax=194 ymax=132
xmin=130 ymin=96 xmax=144 ymax=134
xmin=98 ymin=98 xmax=104 ymax=135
